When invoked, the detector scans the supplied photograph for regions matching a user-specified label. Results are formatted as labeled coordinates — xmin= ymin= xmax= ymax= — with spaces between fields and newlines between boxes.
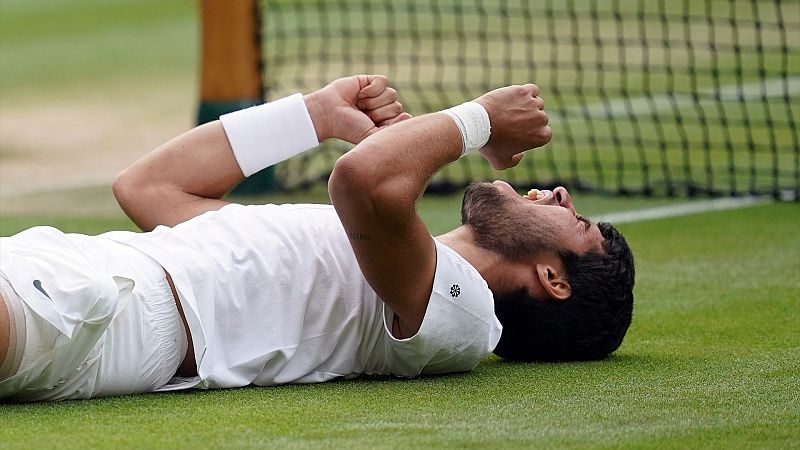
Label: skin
xmin=1 ymin=75 xmax=602 ymax=378
xmin=113 ymin=75 xmax=410 ymax=231
xmin=490 ymin=181 xmax=604 ymax=256
xmin=439 ymin=183 xmax=604 ymax=303
xmin=328 ymin=83 xmax=561 ymax=337
xmin=112 ymin=75 xmax=410 ymax=376
xmin=1 ymin=75 xmax=408 ymax=379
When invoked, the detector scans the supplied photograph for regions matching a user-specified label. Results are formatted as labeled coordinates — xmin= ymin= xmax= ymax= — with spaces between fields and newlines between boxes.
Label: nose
xmin=553 ymin=186 xmax=576 ymax=214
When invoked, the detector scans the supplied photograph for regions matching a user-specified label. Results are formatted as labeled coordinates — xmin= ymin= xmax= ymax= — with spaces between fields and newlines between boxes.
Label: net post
xmin=197 ymin=0 xmax=274 ymax=194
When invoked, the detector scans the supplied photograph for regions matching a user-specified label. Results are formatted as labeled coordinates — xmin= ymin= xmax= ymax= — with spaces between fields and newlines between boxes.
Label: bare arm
xmin=113 ymin=75 xmax=410 ymax=231
xmin=329 ymin=84 xmax=552 ymax=338
xmin=112 ymin=121 xmax=241 ymax=231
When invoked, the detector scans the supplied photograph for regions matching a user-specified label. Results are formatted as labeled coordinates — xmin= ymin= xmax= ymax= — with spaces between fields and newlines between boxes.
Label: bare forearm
xmin=115 ymin=75 xmax=407 ymax=232
xmin=328 ymin=84 xmax=551 ymax=335
xmin=328 ymin=113 xmax=462 ymax=334
xmin=330 ymin=113 xmax=462 ymax=216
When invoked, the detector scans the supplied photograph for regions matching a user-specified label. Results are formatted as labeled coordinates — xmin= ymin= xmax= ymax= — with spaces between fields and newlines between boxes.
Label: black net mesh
xmin=259 ymin=0 xmax=799 ymax=199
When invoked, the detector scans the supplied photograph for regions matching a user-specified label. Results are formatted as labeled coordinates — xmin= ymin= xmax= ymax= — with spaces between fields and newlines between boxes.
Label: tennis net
xmin=259 ymin=0 xmax=799 ymax=199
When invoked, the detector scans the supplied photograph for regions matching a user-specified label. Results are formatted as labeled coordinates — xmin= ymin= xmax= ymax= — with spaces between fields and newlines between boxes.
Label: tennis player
xmin=0 ymin=75 xmax=634 ymax=401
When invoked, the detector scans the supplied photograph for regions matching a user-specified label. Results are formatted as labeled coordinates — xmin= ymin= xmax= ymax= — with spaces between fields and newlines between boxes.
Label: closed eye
xmin=576 ymin=214 xmax=591 ymax=231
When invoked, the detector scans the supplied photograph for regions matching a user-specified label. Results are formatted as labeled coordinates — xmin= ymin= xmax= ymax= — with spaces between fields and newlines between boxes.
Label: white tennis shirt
xmin=106 ymin=203 xmax=502 ymax=390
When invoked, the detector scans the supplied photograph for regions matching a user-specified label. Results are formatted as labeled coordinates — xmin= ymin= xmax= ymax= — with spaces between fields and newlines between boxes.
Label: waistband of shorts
xmin=96 ymin=243 xmax=188 ymax=383
xmin=141 ymin=276 xmax=188 ymax=386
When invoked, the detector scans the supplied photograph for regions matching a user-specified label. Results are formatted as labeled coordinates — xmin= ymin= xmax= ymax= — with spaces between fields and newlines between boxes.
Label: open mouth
xmin=492 ymin=181 xmax=563 ymax=205
xmin=522 ymin=188 xmax=545 ymax=200
xmin=522 ymin=187 xmax=555 ymax=204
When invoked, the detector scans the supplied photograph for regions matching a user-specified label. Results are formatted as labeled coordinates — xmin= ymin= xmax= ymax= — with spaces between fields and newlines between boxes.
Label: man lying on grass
xmin=0 ymin=75 xmax=634 ymax=401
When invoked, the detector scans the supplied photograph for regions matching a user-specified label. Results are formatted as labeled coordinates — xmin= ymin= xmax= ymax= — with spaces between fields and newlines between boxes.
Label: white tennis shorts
xmin=0 ymin=227 xmax=188 ymax=401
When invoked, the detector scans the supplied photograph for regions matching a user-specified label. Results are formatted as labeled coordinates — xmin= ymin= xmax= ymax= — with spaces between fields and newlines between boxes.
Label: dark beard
xmin=461 ymin=182 xmax=558 ymax=260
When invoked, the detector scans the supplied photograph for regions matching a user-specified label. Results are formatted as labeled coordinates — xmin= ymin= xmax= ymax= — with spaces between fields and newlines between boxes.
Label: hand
xmin=474 ymin=84 xmax=552 ymax=170
xmin=305 ymin=75 xmax=412 ymax=144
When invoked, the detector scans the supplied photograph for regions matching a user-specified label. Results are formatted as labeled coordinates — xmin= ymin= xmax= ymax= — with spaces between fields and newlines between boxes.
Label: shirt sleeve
xmin=381 ymin=240 xmax=503 ymax=377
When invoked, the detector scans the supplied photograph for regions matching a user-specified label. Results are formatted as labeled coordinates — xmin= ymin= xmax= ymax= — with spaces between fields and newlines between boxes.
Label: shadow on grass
xmin=2 ymin=351 xmax=695 ymax=413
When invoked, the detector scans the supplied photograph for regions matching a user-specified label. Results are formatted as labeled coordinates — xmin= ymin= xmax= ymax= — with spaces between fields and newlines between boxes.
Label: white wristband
xmin=220 ymin=93 xmax=320 ymax=177
xmin=440 ymin=101 xmax=491 ymax=156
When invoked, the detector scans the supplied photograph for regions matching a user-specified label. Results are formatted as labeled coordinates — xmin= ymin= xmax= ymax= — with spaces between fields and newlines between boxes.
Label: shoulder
xmin=382 ymin=240 xmax=502 ymax=376
xmin=427 ymin=240 xmax=500 ymax=337
xmin=431 ymin=240 xmax=491 ymax=308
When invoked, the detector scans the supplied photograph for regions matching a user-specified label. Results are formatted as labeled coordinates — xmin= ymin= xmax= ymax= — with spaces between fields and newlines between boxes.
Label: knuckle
xmin=539 ymin=126 xmax=553 ymax=142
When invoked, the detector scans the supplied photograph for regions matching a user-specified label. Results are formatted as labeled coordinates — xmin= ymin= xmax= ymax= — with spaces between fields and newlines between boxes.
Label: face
xmin=461 ymin=181 xmax=605 ymax=260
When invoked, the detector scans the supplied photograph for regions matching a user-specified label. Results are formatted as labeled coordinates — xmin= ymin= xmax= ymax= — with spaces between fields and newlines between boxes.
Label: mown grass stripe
xmin=594 ymin=195 xmax=773 ymax=224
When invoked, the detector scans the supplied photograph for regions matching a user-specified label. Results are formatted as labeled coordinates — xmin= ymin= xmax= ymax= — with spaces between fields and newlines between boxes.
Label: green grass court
xmin=1 ymin=199 xmax=798 ymax=449
xmin=1 ymin=1 xmax=798 ymax=448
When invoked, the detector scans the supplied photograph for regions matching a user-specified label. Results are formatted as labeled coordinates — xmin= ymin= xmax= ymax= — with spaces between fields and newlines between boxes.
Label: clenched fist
xmin=474 ymin=84 xmax=551 ymax=170
xmin=305 ymin=75 xmax=412 ymax=145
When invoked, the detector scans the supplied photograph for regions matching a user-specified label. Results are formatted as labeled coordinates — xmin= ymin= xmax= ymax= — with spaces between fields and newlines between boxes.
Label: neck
xmin=437 ymin=225 xmax=503 ymax=281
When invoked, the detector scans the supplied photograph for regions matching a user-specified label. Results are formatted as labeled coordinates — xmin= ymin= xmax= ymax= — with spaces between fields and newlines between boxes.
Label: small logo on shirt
xmin=450 ymin=284 xmax=461 ymax=298
xmin=33 ymin=279 xmax=52 ymax=300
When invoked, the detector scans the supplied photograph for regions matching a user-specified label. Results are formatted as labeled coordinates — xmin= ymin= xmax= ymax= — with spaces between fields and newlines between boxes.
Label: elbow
xmin=329 ymin=150 xmax=415 ymax=221
xmin=329 ymin=150 xmax=391 ymax=203
xmin=330 ymin=153 xmax=365 ymax=196
xmin=329 ymin=154 xmax=374 ymax=209
xmin=112 ymin=167 xmax=162 ymax=231
xmin=113 ymin=166 xmax=158 ymax=212
xmin=112 ymin=168 xmax=138 ymax=212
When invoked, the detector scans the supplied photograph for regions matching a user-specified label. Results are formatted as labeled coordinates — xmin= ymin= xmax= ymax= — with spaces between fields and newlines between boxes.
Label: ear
xmin=535 ymin=263 xmax=571 ymax=301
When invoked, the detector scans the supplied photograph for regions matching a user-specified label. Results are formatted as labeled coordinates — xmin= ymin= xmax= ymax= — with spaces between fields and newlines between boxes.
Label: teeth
xmin=525 ymin=188 xmax=544 ymax=200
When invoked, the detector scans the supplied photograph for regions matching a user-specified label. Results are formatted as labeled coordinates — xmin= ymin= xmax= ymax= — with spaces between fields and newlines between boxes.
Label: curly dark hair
xmin=492 ymin=222 xmax=635 ymax=362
